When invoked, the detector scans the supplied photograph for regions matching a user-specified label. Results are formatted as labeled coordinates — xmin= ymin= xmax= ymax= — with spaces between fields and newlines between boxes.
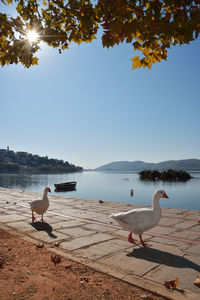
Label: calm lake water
xmin=0 ymin=171 xmax=200 ymax=210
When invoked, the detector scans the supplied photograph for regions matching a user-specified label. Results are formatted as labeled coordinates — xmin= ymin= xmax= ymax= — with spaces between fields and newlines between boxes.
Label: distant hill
xmin=94 ymin=159 xmax=200 ymax=171
xmin=0 ymin=148 xmax=83 ymax=173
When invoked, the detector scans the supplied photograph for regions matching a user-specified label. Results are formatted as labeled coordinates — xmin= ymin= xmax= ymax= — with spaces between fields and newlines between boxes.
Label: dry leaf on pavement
xmin=164 ymin=277 xmax=178 ymax=289
xmin=193 ymin=276 xmax=200 ymax=287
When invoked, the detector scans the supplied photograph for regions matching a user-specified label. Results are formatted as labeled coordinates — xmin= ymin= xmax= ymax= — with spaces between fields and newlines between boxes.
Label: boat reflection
xmin=54 ymin=181 xmax=77 ymax=193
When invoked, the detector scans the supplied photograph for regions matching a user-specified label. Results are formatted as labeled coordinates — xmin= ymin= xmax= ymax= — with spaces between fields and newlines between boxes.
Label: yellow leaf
xmin=174 ymin=277 xmax=179 ymax=288
xmin=131 ymin=56 xmax=140 ymax=62
xmin=131 ymin=56 xmax=141 ymax=70
xmin=32 ymin=57 xmax=39 ymax=65
xmin=136 ymin=32 xmax=141 ymax=38
xmin=148 ymin=62 xmax=152 ymax=70
xmin=143 ymin=48 xmax=149 ymax=57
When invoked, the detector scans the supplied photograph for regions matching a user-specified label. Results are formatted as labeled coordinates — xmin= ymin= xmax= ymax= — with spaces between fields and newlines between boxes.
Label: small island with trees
xmin=139 ymin=169 xmax=192 ymax=182
xmin=0 ymin=147 xmax=83 ymax=174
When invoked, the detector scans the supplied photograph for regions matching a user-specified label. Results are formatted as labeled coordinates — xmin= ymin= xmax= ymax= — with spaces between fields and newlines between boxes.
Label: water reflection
xmin=0 ymin=174 xmax=39 ymax=189
xmin=0 ymin=171 xmax=199 ymax=210
xmin=138 ymin=177 xmax=189 ymax=187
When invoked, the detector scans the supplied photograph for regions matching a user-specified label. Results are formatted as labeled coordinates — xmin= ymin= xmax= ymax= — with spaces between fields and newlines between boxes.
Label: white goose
xmin=29 ymin=187 xmax=51 ymax=222
xmin=111 ymin=189 xmax=169 ymax=247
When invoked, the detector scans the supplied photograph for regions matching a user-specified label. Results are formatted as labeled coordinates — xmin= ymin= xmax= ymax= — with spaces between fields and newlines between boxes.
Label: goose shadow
xmin=127 ymin=247 xmax=200 ymax=272
xmin=30 ymin=221 xmax=57 ymax=239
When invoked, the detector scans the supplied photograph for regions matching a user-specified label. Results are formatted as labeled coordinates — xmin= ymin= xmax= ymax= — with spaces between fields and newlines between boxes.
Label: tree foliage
xmin=0 ymin=0 xmax=199 ymax=69
xmin=139 ymin=169 xmax=192 ymax=181
xmin=0 ymin=148 xmax=83 ymax=173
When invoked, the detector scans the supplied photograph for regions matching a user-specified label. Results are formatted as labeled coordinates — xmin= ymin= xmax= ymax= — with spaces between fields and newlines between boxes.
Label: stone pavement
xmin=0 ymin=187 xmax=200 ymax=300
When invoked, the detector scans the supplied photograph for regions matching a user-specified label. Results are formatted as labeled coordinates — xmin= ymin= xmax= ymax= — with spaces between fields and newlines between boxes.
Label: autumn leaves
xmin=0 ymin=0 xmax=199 ymax=69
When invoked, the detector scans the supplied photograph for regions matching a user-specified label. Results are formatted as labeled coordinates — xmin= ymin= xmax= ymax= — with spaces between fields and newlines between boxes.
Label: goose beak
xmin=163 ymin=192 xmax=169 ymax=199
xmin=49 ymin=188 xmax=51 ymax=193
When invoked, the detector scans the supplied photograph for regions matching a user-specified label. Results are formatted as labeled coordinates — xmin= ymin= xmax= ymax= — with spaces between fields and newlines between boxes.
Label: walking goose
xmin=29 ymin=187 xmax=51 ymax=222
xmin=111 ymin=189 xmax=169 ymax=247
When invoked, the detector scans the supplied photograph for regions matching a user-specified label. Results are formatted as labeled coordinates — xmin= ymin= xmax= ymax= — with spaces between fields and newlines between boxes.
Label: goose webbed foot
xmin=31 ymin=212 xmax=35 ymax=223
xmin=139 ymin=234 xmax=151 ymax=248
xmin=128 ymin=232 xmax=136 ymax=244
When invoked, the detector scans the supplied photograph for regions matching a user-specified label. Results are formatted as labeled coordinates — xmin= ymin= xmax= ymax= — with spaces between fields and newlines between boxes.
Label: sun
xmin=26 ymin=30 xmax=39 ymax=43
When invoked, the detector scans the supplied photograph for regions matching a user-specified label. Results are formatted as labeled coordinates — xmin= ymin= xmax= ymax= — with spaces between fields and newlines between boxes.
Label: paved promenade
xmin=0 ymin=187 xmax=200 ymax=299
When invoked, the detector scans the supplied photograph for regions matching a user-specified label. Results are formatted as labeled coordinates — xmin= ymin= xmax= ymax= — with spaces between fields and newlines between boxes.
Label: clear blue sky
xmin=1 ymin=5 xmax=200 ymax=169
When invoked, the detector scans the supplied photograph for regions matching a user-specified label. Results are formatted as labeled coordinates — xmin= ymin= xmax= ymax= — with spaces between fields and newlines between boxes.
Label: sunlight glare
xmin=27 ymin=30 xmax=39 ymax=43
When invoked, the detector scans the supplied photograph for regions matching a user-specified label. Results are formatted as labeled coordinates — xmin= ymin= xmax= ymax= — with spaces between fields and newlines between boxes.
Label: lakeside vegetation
xmin=139 ymin=169 xmax=192 ymax=182
xmin=0 ymin=149 xmax=83 ymax=174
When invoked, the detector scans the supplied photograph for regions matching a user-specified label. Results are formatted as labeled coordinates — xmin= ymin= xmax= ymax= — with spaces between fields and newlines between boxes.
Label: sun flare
xmin=26 ymin=30 xmax=39 ymax=43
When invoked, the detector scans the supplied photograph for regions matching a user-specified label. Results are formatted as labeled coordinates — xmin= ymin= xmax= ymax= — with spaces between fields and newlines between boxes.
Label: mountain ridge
xmin=94 ymin=159 xmax=200 ymax=171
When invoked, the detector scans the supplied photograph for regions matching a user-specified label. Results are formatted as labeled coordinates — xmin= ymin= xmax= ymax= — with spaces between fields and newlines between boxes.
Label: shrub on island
xmin=139 ymin=169 xmax=192 ymax=182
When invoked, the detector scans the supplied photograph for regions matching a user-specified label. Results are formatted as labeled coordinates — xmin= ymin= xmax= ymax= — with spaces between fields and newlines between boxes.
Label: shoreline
xmin=0 ymin=187 xmax=200 ymax=299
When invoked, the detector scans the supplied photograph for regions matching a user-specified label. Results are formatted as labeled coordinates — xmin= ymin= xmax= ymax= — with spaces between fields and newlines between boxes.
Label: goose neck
xmin=43 ymin=191 xmax=49 ymax=201
xmin=152 ymin=196 xmax=160 ymax=210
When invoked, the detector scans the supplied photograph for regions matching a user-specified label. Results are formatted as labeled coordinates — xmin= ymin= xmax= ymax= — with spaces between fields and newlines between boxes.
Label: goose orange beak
xmin=163 ymin=192 xmax=169 ymax=199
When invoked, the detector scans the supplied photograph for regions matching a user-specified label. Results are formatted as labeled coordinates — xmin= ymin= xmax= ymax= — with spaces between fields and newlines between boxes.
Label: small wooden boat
xmin=54 ymin=181 xmax=76 ymax=191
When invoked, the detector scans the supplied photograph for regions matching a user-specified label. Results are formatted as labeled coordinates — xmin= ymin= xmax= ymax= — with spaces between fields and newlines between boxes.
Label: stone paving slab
xmin=191 ymin=226 xmax=200 ymax=233
xmin=149 ymin=236 xmax=187 ymax=247
xmin=6 ymin=220 xmax=36 ymax=233
xmin=159 ymin=218 xmax=181 ymax=226
xmin=73 ymin=239 xmax=132 ymax=260
xmin=60 ymin=233 xmax=114 ymax=251
xmin=0 ymin=187 xmax=200 ymax=300
xmin=51 ymin=220 xmax=88 ymax=230
xmin=185 ymin=244 xmax=200 ymax=255
xmin=58 ymin=226 xmax=97 ymax=237
xmin=148 ymin=225 xmax=177 ymax=235
xmin=29 ymin=229 xmax=70 ymax=243
xmin=145 ymin=249 xmax=200 ymax=296
xmin=0 ymin=214 xmax=28 ymax=223
xmin=171 ymin=230 xmax=200 ymax=241
xmin=98 ymin=247 xmax=160 ymax=277
xmin=174 ymin=221 xmax=197 ymax=230
xmin=83 ymin=223 xmax=119 ymax=233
